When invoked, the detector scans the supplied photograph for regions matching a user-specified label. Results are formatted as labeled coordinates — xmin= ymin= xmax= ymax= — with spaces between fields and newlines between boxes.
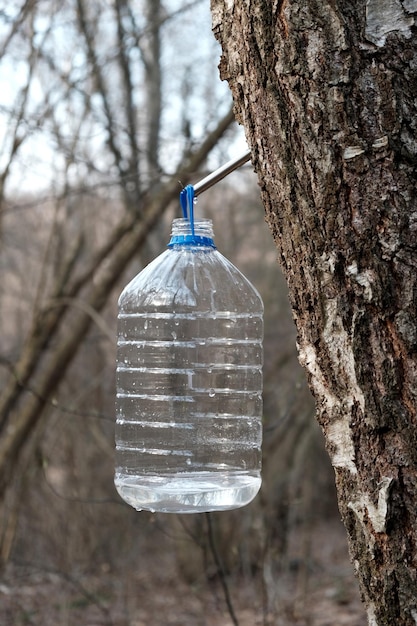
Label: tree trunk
xmin=211 ymin=1 xmax=417 ymax=624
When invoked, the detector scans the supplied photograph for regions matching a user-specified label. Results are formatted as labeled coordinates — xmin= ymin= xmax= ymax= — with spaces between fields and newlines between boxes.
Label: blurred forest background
xmin=0 ymin=1 xmax=365 ymax=624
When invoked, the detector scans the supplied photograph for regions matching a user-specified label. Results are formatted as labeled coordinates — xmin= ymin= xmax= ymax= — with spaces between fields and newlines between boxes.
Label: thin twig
xmin=205 ymin=512 xmax=239 ymax=626
xmin=12 ymin=559 xmax=114 ymax=625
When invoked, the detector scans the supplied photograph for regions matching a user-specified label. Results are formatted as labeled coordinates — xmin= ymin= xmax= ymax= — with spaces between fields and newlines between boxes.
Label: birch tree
xmin=211 ymin=1 xmax=417 ymax=623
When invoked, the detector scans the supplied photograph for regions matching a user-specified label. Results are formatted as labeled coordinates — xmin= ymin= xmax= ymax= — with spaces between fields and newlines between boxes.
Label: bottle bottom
xmin=115 ymin=471 xmax=261 ymax=514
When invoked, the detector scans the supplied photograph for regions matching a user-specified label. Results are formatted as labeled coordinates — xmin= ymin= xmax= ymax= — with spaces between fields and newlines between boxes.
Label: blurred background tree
xmin=0 ymin=1 xmax=361 ymax=624
xmin=0 ymin=0 xmax=234 ymax=504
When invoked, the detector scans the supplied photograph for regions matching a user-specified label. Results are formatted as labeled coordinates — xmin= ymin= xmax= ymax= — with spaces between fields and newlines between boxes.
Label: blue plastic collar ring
xmin=168 ymin=234 xmax=216 ymax=248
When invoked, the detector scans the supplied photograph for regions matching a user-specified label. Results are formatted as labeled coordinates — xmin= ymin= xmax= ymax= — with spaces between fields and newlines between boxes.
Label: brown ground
xmin=0 ymin=517 xmax=366 ymax=626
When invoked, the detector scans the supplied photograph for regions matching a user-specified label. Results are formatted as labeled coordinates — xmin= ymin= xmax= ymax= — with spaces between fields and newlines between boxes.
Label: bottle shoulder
xmin=119 ymin=247 xmax=263 ymax=314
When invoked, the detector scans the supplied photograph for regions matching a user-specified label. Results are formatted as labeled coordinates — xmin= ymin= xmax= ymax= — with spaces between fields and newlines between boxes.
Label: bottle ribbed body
xmin=115 ymin=218 xmax=263 ymax=513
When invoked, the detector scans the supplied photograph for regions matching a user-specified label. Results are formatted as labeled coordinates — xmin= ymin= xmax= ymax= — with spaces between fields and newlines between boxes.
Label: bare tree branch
xmin=75 ymin=0 xmax=127 ymax=195
xmin=143 ymin=0 xmax=162 ymax=183
xmin=113 ymin=0 xmax=141 ymax=202
xmin=0 ymin=106 xmax=235 ymax=498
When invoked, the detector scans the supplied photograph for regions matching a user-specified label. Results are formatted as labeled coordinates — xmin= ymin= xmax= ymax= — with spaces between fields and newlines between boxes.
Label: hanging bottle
xmin=115 ymin=192 xmax=263 ymax=513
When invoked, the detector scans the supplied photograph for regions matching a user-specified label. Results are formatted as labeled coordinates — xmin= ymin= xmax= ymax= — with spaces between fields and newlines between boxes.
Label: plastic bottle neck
xmin=167 ymin=218 xmax=216 ymax=249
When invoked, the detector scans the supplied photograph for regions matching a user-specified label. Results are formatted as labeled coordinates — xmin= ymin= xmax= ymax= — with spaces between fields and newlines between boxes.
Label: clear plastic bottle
xmin=115 ymin=218 xmax=263 ymax=513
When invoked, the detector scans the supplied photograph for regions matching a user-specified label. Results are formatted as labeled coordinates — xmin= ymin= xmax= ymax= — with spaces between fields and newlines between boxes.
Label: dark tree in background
xmin=0 ymin=0 xmax=234 ymax=557
xmin=212 ymin=0 xmax=417 ymax=623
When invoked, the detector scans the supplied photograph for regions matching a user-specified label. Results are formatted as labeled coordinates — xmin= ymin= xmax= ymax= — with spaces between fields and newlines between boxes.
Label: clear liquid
xmin=115 ymin=471 xmax=261 ymax=513
xmin=116 ymin=311 xmax=263 ymax=512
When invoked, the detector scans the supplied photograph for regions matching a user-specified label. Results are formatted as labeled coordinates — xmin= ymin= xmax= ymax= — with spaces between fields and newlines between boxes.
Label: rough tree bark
xmin=211 ymin=1 xmax=417 ymax=624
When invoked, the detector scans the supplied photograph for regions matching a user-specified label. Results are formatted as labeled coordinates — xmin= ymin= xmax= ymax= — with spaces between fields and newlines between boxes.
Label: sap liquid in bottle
xmin=115 ymin=216 xmax=263 ymax=513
